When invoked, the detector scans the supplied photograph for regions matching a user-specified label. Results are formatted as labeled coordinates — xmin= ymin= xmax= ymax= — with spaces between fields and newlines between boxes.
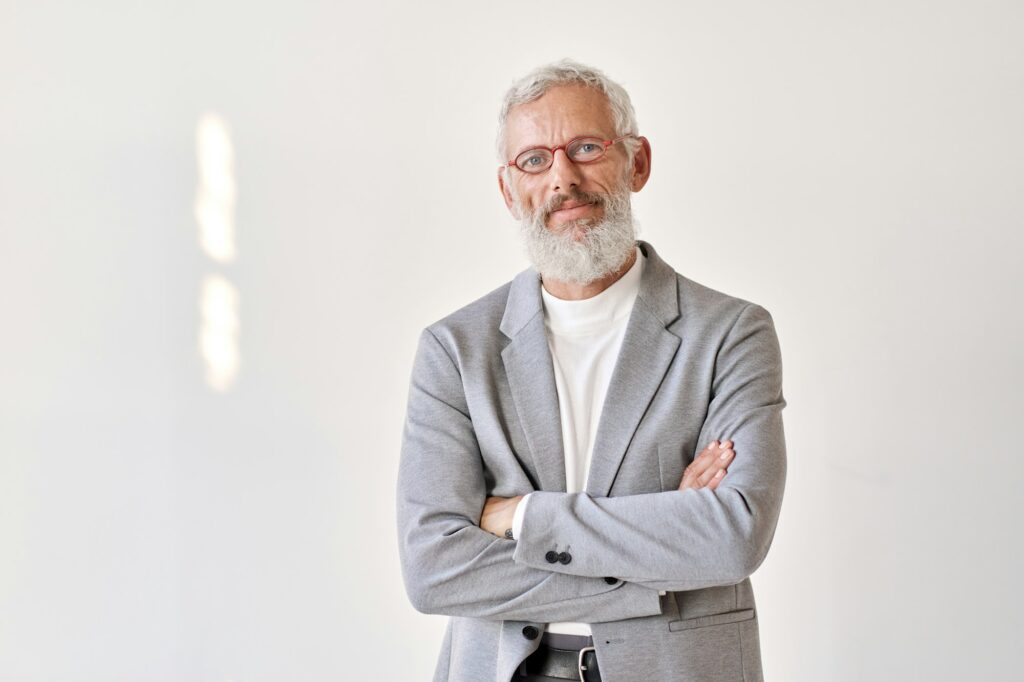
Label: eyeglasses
xmin=506 ymin=134 xmax=636 ymax=174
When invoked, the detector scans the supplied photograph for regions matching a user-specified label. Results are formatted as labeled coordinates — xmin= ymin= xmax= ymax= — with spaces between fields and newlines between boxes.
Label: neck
xmin=541 ymin=247 xmax=638 ymax=301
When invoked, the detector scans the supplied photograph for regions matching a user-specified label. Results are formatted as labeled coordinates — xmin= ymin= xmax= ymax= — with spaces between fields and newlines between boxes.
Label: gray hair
xmin=495 ymin=59 xmax=641 ymax=166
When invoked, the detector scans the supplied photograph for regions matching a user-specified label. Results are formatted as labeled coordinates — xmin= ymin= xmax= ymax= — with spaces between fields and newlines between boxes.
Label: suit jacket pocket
xmin=667 ymin=608 xmax=755 ymax=632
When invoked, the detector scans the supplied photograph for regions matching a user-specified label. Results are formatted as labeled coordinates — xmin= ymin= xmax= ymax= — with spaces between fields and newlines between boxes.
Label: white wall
xmin=1 ymin=1 xmax=1021 ymax=679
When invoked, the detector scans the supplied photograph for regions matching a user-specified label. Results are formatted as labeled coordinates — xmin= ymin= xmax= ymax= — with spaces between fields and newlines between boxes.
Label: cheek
xmin=515 ymin=181 xmax=546 ymax=213
xmin=579 ymin=170 xmax=613 ymax=194
xmin=587 ymin=163 xmax=630 ymax=193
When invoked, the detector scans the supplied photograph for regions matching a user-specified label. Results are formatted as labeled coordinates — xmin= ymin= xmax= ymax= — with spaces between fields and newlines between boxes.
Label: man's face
xmin=499 ymin=84 xmax=639 ymax=233
xmin=497 ymin=84 xmax=652 ymax=285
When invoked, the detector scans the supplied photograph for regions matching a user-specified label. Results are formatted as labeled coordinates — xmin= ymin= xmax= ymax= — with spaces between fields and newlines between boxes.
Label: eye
xmin=569 ymin=138 xmax=606 ymax=161
xmin=516 ymin=150 xmax=551 ymax=172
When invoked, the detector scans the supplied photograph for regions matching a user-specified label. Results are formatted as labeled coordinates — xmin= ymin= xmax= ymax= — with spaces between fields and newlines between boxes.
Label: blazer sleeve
xmin=396 ymin=327 xmax=664 ymax=622
xmin=510 ymin=303 xmax=788 ymax=592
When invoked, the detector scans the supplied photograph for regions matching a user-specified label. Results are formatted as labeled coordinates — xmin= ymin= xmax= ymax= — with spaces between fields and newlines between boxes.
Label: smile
xmin=552 ymin=201 xmax=593 ymax=212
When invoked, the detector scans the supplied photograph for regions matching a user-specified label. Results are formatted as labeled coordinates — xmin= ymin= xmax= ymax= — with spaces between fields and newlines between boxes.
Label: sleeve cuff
xmin=511 ymin=492 xmax=532 ymax=540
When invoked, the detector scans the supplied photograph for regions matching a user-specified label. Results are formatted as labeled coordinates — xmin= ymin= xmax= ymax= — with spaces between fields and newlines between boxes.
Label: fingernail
xmin=709 ymin=440 xmax=719 ymax=448
xmin=720 ymin=449 xmax=731 ymax=460
xmin=715 ymin=469 xmax=725 ymax=477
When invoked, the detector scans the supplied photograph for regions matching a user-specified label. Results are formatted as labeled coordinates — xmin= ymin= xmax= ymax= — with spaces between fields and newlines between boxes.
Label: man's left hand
xmin=480 ymin=495 xmax=524 ymax=538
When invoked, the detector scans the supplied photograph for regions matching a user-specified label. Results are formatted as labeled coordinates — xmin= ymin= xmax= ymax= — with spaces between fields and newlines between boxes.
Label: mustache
xmin=540 ymin=189 xmax=607 ymax=220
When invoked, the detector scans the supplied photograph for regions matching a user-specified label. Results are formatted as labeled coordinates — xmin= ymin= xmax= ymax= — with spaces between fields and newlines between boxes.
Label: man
xmin=396 ymin=60 xmax=787 ymax=682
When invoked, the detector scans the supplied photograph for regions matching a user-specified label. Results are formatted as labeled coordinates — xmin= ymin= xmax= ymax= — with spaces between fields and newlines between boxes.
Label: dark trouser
xmin=513 ymin=632 xmax=600 ymax=681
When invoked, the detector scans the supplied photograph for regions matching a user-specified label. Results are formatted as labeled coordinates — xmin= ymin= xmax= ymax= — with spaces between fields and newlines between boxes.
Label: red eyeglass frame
xmin=505 ymin=134 xmax=637 ymax=173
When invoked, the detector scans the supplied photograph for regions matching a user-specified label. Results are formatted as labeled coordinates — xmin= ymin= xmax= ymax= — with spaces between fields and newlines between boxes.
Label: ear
xmin=497 ymin=165 xmax=520 ymax=218
xmin=629 ymin=136 xmax=652 ymax=192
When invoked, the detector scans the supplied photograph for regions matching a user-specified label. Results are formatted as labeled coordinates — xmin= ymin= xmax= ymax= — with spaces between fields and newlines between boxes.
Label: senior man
xmin=397 ymin=60 xmax=787 ymax=682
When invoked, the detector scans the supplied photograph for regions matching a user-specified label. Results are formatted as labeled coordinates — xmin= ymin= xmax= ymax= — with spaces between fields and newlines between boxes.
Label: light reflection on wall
xmin=195 ymin=113 xmax=237 ymax=262
xmin=195 ymin=112 xmax=240 ymax=392
xmin=199 ymin=274 xmax=240 ymax=392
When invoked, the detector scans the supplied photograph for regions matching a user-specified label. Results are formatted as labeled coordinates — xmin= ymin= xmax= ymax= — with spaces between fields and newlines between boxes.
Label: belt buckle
xmin=577 ymin=645 xmax=596 ymax=681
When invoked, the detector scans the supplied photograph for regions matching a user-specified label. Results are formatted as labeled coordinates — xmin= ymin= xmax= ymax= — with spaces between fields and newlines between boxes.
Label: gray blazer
xmin=396 ymin=239 xmax=787 ymax=681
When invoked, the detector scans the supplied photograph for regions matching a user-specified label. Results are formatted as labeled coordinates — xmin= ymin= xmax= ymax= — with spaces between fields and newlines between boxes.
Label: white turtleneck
xmin=510 ymin=244 xmax=654 ymax=637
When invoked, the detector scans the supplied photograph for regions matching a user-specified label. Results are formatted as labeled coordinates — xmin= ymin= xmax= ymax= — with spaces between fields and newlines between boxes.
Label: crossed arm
xmin=397 ymin=303 xmax=786 ymax=618
xmin=396 ymin=328 xmax=663 ymax=623
xmin=479 ymin=438 xmax=738 ymax=538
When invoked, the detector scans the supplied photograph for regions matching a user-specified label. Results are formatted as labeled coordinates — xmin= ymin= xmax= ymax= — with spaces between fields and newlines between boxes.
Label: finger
xmin=679 ymin=442 xmax=721 ymax=489
xmin=706 ymin=468 xmax=727 ymax=491
xmin=694 ymin=443 xmax=733 ymax=482
xmin=697 ymin=448 xmax=733 ymax=486
xmin=679 ymin=440 xmax=733 ymax=490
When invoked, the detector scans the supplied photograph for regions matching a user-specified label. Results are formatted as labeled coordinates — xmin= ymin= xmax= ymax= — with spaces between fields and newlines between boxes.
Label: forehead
xmin=504 ymin=84 xmax=615 ymax=153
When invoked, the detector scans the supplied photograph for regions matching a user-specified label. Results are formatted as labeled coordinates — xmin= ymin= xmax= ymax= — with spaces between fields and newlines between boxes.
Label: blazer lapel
xmin=499 ymin=240 xmax=681 ymax=497
xmin=500 ymin=268 xmax=567 ymax=492
xmin=585 ymin=240 xmax=682 ymax=497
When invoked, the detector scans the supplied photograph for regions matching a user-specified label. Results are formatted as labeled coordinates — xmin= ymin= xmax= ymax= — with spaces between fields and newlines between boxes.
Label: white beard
xmin=515 ymin=187 xmax=639 ymax=285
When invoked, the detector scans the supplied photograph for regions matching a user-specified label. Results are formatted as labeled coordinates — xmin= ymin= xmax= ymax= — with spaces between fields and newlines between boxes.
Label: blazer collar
xmin=499 ymin=239 xmax=682 ymax=496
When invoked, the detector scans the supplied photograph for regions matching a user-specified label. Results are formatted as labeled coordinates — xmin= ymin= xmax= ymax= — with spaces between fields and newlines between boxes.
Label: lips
xmin=553 ymin=201 xmax=592 ymax=212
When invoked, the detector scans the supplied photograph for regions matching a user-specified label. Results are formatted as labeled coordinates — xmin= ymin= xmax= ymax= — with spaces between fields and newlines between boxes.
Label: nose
xmin=549 ymin=148 xmax=582 ymax=193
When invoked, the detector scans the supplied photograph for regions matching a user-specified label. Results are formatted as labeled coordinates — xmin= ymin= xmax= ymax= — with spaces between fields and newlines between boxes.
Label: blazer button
xmin=603 ymin=576 xmax=618 ymax=584
xmin=558 ymin=551 xmax=572 ymax=565
xmin=522 ymin=625 xmax=539 ymax=640
xmin=545 ymin=550 xmax=559 ymax=564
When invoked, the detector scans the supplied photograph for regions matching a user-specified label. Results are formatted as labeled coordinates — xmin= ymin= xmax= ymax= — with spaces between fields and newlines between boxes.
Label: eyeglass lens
xmin=515 ymin=137 xmax=607 ymax=173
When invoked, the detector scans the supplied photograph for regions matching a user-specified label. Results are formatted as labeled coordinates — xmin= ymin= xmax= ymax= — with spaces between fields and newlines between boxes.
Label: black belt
xmin=518 ymin=632 xmax=602 ymax=681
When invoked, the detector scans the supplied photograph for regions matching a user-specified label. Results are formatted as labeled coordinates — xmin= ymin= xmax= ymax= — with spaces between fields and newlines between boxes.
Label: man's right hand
xmin=678 ymin=440 xmax=734 ymax=492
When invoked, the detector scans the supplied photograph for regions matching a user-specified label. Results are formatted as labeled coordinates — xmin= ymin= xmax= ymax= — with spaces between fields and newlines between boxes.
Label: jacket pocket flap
xmin=668 ymin=608 xmax=755 ymax=632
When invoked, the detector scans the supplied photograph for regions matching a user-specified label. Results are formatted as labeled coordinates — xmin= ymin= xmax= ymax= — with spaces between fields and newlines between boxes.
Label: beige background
xmin=1 ymin=0 xmax=1022 ymax=679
